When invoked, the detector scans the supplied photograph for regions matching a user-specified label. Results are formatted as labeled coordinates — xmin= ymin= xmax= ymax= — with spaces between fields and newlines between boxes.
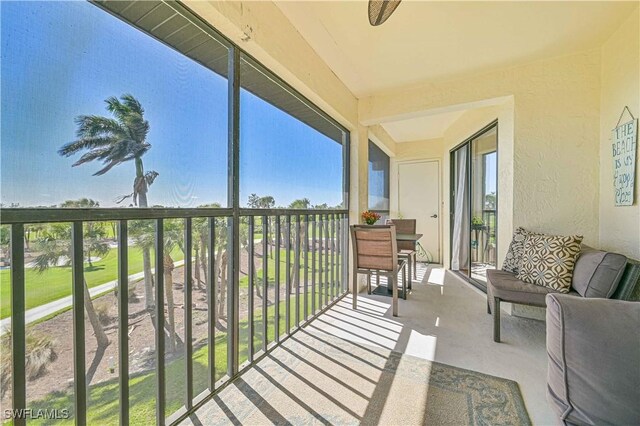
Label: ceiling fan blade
xmin=368 ymin=0 xmax=402 ymax=26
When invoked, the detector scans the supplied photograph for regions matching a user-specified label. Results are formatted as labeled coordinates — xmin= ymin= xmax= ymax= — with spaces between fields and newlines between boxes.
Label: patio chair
xmin=350 ymin=224 xmax=408 ymax=316
xmin=386 ymin=219 xmax=418 ymax=283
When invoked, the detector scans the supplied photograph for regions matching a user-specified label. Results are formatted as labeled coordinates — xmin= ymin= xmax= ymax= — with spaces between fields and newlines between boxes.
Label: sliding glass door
xmin=450 ymin=123 xmax=498 ymax=288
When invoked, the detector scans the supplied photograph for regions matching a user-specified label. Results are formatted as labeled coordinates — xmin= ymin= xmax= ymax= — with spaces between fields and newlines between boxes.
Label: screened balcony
xmin=0 ymin=1 xmax=580 ymax=425
xmin=1 ymin=1 xmax=352 ymax=424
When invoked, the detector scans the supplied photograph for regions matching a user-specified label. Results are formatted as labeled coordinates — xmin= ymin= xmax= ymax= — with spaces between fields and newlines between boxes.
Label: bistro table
xmin=396 ymin=233 xmax=423 ymax=242
xmin=374 ymin=233 xmax=423 ymax=298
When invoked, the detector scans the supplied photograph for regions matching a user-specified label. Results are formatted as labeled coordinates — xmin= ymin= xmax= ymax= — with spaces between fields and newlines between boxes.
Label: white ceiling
xmin=276 ymin=1 xmax=637 ymax=97
xmin=382 ymin=109 xmax=466 ymax=142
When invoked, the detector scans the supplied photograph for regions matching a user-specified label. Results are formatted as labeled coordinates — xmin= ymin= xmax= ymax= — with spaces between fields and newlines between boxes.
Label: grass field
xmin=1 ymin=242 xmax=342 ymax=320
xmin=25 ymin=288 xmax=337 ymax=426
xmin=0 ymin=246 xmax=184 ymax=319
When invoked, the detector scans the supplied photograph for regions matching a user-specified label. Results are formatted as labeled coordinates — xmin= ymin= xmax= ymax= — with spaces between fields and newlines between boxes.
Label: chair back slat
xmin=387 ymin=219 xmax=416 ymax=251
xmin=351 ymin=225 xmax=398 ymax=272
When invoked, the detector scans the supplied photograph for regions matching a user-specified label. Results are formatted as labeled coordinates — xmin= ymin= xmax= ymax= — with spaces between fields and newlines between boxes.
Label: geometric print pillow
xmin=502 ymin=227 xmax=541 ymax=274
xmin=516 ymin=234 xmax=583 ymax=293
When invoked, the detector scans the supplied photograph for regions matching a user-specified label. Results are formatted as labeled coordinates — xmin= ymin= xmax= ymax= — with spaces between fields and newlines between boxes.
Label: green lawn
xmin=0 ymin=247 xmax=184 ymax=319
xmin=0 ymin=242 xmax=341 ymax=320
xmin=25 ymin=288 xmax=338 ymax=426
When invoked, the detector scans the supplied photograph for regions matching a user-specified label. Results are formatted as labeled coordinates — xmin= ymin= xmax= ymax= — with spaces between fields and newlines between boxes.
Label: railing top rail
xmin=0 ymin=208 xmax=234 ymax=224
xmin=239 ymin=208 xmax=347 ymax=216
xmin=0 ymin=207 xmax=349 ymax=224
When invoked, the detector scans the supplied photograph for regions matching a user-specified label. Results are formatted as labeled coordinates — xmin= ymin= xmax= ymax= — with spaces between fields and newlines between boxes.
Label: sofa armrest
xmin=546 ymin=294 xmax=640 ymax=425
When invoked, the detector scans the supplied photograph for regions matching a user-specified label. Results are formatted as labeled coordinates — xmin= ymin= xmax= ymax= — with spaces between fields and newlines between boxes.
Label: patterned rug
xmin=183 ymin=328 xmax=531 ymax=425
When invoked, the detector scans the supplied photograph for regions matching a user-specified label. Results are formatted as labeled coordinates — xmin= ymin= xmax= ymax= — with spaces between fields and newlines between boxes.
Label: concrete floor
xmin=184 ymin=263 xmax=555 ymax=425
xmin=319 ymin=263 xmax=554 ymax=425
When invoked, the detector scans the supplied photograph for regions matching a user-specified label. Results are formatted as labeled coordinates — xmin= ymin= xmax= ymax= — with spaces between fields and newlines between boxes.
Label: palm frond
xmin=121 ymin=94 xmax=144 ymax=116
xmin=71 ymin=147 xmax=112 ymax=167
xmin=92 ymin=160 xmax=120 ymax=176
xmin=74 ymin=115 xmax=124 ymax=139
xmin=33 ymin=238 xmax=69 ymax=273
xmin=59 ymin=137 xmax=115 ymax=158
xmin=145 ymin=170 xmax=159 ymax=187
xmin=105 ymin=96 xmax=131 ymax=125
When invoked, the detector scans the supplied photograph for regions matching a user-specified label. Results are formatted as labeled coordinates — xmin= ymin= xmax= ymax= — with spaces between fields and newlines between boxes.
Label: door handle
xmin=430 ymin=214 xmax=438 ymax=218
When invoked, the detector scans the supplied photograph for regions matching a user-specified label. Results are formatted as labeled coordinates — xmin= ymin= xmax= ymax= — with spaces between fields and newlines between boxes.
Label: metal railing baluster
xmin=295 ymin=215 xmax=300 ymax=327
xmin=207 ymin=218 xmax=216 ymax=391
xmin=318 ymin=215 xmax=323 ymax=309
xmin=262 ymin=215 xmax=268 ymax=351
xmin=303 ymin=215 xmax=309 ymax=321
xmin=274 ymin=216 xmax=281 ymax=342
xmin=324 ymin=214 xmax=329 ymax=307
xmin=118 ymin=221 xmax=129 ymax=426
xmin=337 ymin=214 xmax=340 ymax=297
xmin=184 ymin=218 xmax=193 ymax=408
xmin=330 ymin=214 xmax=335 ymax=301
xmin=285 ymin=215 xmax=291 ymax=334
xmin=343 ymin=214 xmax=348 ymax=292
xmin=311 ymin=215 xmax=316 ymax=315
xmin=10 ymin=223 xmax=26 ymax=426
xmin=155 ymin=219 xmax=165 ymax=426
xmin=226 ymin=216 xmax=238 ymax=378
xmin=72 ymin=221 xmax=87 ymax=426
xmin=248 ymin=216 xmax=254 ymax=362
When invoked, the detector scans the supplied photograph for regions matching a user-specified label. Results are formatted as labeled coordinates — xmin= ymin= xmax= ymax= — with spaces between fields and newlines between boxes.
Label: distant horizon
xmin=1 ymin=1 xmax=344 ymax=210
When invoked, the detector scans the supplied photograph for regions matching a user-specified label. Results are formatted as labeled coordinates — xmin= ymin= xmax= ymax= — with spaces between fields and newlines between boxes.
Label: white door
xmin=398 ymin=161 xmax=440 ymax=263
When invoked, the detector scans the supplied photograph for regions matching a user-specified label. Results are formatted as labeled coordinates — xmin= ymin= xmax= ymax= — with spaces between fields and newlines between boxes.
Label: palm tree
xmin=58 ymin=94 xmax=158 ymax=311
xmin=33 ymin=221 xmax=109 ymax=385
xmin=60 ymin=199 xmax=104 ymax=267
xmin=288 ymin=198 xmax=310 ymax=294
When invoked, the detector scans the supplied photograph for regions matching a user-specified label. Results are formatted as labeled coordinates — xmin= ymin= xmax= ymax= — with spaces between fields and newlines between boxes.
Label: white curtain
xmin=451 ymin=148 xmax=469 ymax=270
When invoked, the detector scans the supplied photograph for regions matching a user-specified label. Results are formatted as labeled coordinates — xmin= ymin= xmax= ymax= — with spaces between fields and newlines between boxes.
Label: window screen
xmin=368 ymin=140 xmax=390 ymax=212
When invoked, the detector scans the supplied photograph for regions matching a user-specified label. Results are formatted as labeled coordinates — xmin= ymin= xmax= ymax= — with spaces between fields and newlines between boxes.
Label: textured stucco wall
xmin=369 ymin=125 xmax=397 ymax=157
xmin=361 ymin=50 xmax=602 ymax=249
xmin=599 ymin=8 xmax=640 ymax=259
xmin=441 ymin=103 xmax=515 ymax=269
xmin=394 ymin=138 xmax=444 ymax=161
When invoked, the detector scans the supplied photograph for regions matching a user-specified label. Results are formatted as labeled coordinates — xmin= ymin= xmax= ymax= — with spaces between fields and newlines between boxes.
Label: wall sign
xmin=612 ymin=107 xmax=638 ymax=206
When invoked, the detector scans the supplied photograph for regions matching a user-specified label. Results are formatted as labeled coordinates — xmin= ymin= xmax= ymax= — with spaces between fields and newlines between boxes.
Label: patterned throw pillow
xmin=502 ymin=227 xmax=539 ymax=273
xmin=516 ymin=234 xmax=583 ymax=293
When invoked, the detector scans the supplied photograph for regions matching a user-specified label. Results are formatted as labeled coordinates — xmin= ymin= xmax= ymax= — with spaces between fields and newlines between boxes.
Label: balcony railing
xmin=1 ymin=207 xmax=349 ymax=425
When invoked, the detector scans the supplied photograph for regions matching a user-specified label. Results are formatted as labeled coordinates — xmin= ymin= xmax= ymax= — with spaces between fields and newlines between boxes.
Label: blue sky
xmin=1 ymin=1 xmax=344 ymax=208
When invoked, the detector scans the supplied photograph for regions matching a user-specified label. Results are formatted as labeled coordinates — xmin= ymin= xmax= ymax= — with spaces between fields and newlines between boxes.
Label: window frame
xmin=367 ymin=139 xmax=390 ymax=214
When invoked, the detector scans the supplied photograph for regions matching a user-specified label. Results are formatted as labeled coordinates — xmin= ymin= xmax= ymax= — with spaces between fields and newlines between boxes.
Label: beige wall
xmin=186 ymin=0 xmax=635 ymax=267
xmin=441 ymin=103 xmax=515 ymax=268
xmin=361 ymin=49 xmax=602 ymax=251
xmin=599 ymin=8 xmax=640 ymax=259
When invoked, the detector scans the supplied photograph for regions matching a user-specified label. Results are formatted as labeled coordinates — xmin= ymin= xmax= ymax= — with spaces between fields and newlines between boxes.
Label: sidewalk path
xmin=0 ymin=260 xmax=185 ymax=333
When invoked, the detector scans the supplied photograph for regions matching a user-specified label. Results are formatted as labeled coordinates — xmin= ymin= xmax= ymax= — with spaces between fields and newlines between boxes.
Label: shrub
xmin=94 ymin=301 xmax=112 ymax=326
xmin=113 ymin=282 xmax=139 ymax=303
xmin=1 ymin=329 xmax=59 ymax=397
xmin=25 ymin=331 xmax=58 ymax=381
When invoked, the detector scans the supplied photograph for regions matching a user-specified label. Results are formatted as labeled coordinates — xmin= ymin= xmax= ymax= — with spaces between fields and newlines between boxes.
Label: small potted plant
xmin=361 ymin=210 xmax=381 ymax=225
xmin=471 ymin=216 xmax=486 ymax=231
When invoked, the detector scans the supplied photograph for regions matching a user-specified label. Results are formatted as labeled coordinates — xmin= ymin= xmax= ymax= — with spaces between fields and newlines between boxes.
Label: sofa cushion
xmin=487 ymin=269 xmax=565 ymax=307
xmin=611 ymin=258 xmax=640 ymax=301
xmin=517 ymin=234 xmax=583 ymax=293
xmin=572 ymin=246 xmax=627 ymax=298
xmin=502 ymin=227 xmax=535 ymax=274
xmin=546 ymin=294 xmax=640 ymax=425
